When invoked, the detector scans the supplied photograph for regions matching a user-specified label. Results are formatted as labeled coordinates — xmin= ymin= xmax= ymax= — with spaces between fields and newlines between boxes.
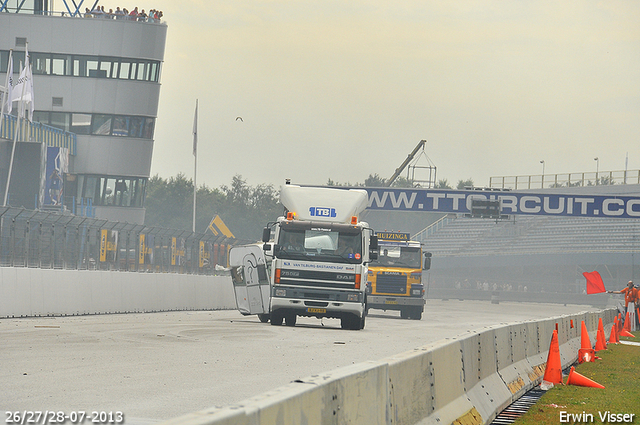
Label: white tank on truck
xmin=230 ymin=183 xmax=379 ymax=330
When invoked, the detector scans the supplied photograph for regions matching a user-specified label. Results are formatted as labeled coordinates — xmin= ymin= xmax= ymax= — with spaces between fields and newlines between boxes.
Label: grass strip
xmin=514 ymin=330 xmax=640 ymax=424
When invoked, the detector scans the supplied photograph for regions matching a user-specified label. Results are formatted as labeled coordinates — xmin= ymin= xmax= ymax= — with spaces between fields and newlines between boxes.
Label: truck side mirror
xmin=262 ymin=227 xmax=271 ymax=243
xmin=423 ymin=252 xmax=432 ymax=270
xmin=369 ymin=235 xmax=378 ymax=260
xmin=369 ymin=235 xmax=378 ymax=250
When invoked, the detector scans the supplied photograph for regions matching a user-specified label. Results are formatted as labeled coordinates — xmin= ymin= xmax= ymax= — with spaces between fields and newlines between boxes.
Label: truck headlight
xmin=275 ymin=289 xmax=286 ymax=297
xmin=347 ymin=294 xmax=359 ymax=302
xmin=412 ymin=289 xmax=422 ymax=296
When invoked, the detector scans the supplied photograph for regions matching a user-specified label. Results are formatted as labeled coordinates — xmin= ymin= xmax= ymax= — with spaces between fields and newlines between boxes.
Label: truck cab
xmin=366 ymin=232 xmax=431 ymax=320
xmin=258 ymin=184 xmax=377 ymax=330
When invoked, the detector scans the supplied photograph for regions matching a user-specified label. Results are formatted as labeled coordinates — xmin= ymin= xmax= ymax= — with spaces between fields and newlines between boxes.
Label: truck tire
xmin=258 ymin=314 xmax=270 ymax=323
xmin=400 ymin=309 xmax=410 ymax=319
xmin=341 ymin=313 xmax=360 ymax=330
xmin=285 ymin=314 xmax=297 ymax=327
xmin=359 ymin=314 xmax=366 ymax=330
xmin=270 ymin=312 xmax=283 ymax=326
xmin=410 ymin=307 xmax=423 ymax=320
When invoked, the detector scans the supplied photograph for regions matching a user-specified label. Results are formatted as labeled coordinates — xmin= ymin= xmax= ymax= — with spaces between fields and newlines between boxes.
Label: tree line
xmin=144 ymin=173 xmax=474 ymax=240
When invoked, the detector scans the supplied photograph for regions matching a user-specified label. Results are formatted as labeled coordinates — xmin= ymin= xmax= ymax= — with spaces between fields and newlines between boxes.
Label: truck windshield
xmin=277 ymin=226 xmax=362 ymax=264
xmin=370 ymin=246 xmax=421 ymax=268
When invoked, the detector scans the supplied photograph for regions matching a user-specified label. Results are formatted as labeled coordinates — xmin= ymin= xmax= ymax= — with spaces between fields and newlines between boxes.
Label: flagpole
xmin=192 ymin=99 xmax=198 ymax=233
xmin=0 ymin=49 xmax=12 ymax=138
xmin=3 ymin=55 xmax=27 ymax=207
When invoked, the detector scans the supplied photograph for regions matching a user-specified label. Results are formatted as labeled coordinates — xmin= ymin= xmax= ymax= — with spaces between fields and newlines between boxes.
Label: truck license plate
xmin=385 ymin=300 xmax=398 ymax=305
xmin=307 ymin=307 xmax=326 ymax=314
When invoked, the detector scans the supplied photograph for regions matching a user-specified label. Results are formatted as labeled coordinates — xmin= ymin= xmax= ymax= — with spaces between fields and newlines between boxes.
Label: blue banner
xmin=364 ymin=188 xmax=640 ymax=219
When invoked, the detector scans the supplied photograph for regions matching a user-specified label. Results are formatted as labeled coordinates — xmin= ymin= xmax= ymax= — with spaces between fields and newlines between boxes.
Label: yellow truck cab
xmin=366 ymin=232 xmax=431 ymax=320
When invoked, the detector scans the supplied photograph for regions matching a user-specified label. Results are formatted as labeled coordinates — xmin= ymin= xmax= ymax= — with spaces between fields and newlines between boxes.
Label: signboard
xmin=139 ymin=234 xmax=153 ymax=265
xmin=99 ymin=229 xmax=118 ymax=262
xmin=171 ymin=237 xmax=185 ymax=266
xmin=364 ymin=188 xmax=640 ymax=219
xmin=375 ymin=232 xmax=411 ymax=241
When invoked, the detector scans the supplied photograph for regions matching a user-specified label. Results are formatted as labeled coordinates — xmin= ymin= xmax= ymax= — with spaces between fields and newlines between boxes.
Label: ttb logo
xmin=309 ymin=207 xmax=336 ymax=218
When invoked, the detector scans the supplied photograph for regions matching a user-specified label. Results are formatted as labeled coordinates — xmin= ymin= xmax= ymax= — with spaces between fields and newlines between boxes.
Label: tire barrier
xmin=160 ymin=309 xmax=616 ymax=425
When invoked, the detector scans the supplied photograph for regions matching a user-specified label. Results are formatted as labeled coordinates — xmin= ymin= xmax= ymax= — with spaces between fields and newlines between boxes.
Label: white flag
xmin=1 ymin=50 xmax=12 ymax=115
xmin=11 ymin=46 xmax=35 ymax=121
xmin=192 ymin=99 xmax=198 ymax=156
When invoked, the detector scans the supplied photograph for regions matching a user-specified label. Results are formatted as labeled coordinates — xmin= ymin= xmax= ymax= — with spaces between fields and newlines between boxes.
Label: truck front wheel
xmin=341 ymin=313 xmax=361 ymax=330
xmin=410 ymin=307 xmax=423 ymax=320
xmin=270 ymin=312 xmax=283 ymax=326
xmin=285 ymin=314 xmax=297 ymax=326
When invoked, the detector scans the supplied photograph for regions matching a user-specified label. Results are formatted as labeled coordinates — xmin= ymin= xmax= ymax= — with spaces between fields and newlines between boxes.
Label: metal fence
xmin=0 ymin=206 xmax=251 ymax=274
xmin=489 ymin=169 xmax=640 ymax=190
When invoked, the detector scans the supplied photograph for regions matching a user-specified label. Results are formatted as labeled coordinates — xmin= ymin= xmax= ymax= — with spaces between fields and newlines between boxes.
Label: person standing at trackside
xmin=608 ymin=281 xmax=638 ymax=331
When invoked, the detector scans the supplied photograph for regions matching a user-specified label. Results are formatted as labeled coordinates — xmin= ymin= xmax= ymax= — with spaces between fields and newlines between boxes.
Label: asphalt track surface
xmin=1 ymin=301 xmax=598 ymax=424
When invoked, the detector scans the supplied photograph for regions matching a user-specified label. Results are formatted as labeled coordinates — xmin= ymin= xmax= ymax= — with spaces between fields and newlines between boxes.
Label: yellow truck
xmin=366 ymin=232 xmax=431 ymax=320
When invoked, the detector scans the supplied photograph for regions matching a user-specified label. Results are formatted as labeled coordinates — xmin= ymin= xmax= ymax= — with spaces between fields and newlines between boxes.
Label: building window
xmin=92 ymin=114 xmax=112 ymax=135
xmin=34 ymin=111 xmax=155 ymax=139
xmin=51 ymin=54 xmax=71 ymax=76
xmin=71 ymin=113 xmax=92 ymax=135
xmin=2 ymin=50 xmax=161 ymax=82
xmin=78 ymin=175 xmax=146 ymax=208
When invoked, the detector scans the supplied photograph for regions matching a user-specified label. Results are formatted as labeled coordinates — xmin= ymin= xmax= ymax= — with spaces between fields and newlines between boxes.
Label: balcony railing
xmin=489 ymin=170 xmax=640 ymax=190
xmin=1 ymin=114 xmax=77 ymax=154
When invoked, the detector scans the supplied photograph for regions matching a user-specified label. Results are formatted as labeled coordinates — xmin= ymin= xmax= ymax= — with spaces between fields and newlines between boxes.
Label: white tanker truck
xmin=229 ymin=184 xmax=378 ymax=330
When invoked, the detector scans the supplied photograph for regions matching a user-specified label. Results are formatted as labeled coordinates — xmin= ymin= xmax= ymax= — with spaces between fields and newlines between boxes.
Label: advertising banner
xmin=99 ymin=229 xmax=118 ymax=263
xmin=44 ymin=147 xmax=69 ymax=207
xmin=365 ymin=188 xmax=640 ymax=219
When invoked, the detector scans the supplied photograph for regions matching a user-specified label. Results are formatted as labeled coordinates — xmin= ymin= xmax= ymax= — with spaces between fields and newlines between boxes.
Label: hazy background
xmin=130 ymin=1 xmax=638 ymax=189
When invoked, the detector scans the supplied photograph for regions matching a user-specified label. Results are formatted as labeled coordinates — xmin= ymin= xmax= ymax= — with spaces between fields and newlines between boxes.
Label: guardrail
xmin=159 ymin=308 xmax=615 ymax=425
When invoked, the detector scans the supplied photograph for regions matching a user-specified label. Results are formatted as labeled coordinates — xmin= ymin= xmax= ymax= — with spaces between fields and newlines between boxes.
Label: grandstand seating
xmin=420 ymin=215 xmax=640 ymax=257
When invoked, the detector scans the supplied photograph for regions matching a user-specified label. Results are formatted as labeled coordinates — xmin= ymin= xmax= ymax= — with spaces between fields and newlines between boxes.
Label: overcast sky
xmin=135 ymin=1 xmax=639 ymax=189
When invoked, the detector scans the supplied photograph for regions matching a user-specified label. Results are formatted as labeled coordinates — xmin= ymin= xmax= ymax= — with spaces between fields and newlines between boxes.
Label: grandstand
xmin=418 ymin=215 xmax=640 ymax=257
xmin=414 ymin=184 xmax=640 ymax=304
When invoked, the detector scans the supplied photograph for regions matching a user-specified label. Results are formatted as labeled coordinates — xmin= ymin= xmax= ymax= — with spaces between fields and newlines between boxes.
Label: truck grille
xmin=376 ymin=273 xmax=408 ymax=294
xmin=278 ymin=269 xmax=356 ymax=290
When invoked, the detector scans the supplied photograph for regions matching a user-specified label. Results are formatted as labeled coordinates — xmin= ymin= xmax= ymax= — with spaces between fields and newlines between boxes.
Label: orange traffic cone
xmin=623 ymin=312 xmax=631 ymax=332
xmin=578 ymin=321 xmax=595 ymax=363
xmin=595 ymin=318 xmax=607 ymax=351
xmin=542 ymin=330 xmax=563 ymax=385
xmin=608 ymin=323 xmax=618 ymax=344
xmin=618 ymin=314 xmax=623 ymax=333
xmin=595 ymin=328 xmax=607 ymax=351
xmin=620 ymin=329 xmax=635 ymax=337
xmin=620 ymin=312 xmax=635 ymax=337
xmin=566 ymin=366 xmax=605 ymax=389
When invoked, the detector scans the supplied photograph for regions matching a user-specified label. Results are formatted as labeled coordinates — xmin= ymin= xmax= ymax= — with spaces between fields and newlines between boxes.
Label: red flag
xmin=583 ymin=271 xmax=606 ymax=294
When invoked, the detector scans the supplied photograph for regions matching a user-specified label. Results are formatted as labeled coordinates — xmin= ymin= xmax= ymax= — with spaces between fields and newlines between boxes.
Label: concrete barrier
xmin=160 ymin=309 xmax=615 ymax=425
xmin=0 ymin=267 xmax=236 ymax=318
xmin=0 ymin=269 xmax=616 ymax=424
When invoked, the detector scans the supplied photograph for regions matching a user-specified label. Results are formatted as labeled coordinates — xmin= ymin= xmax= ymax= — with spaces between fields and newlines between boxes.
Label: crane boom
xmin=384 ymin=140 xmax=426 ymax=187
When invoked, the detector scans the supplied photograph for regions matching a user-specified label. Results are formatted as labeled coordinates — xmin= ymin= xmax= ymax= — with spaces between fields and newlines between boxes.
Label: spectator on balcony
xmin=91 ymin=5 xmax=103 ymax=18
xmin=114 ymin=7 xmax=125 ymax=19
xmin=128 ymin=7 xmax=138 ymax=20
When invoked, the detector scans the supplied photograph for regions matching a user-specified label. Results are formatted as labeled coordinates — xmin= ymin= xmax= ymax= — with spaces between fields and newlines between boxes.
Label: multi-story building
xmin=0 ymin=1 xmax=167 ymax=223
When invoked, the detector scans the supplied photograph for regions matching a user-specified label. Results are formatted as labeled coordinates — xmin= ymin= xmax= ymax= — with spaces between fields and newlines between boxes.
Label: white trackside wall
xmin=0 ymin=267 xmax=235 ymax=317
xmin=160 ymin=308 xmax=616 ymax=425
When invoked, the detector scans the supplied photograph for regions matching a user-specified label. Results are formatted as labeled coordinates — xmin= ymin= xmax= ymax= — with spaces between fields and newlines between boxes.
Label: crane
xmin=384 ymin=140 xmax=427 ymax=187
